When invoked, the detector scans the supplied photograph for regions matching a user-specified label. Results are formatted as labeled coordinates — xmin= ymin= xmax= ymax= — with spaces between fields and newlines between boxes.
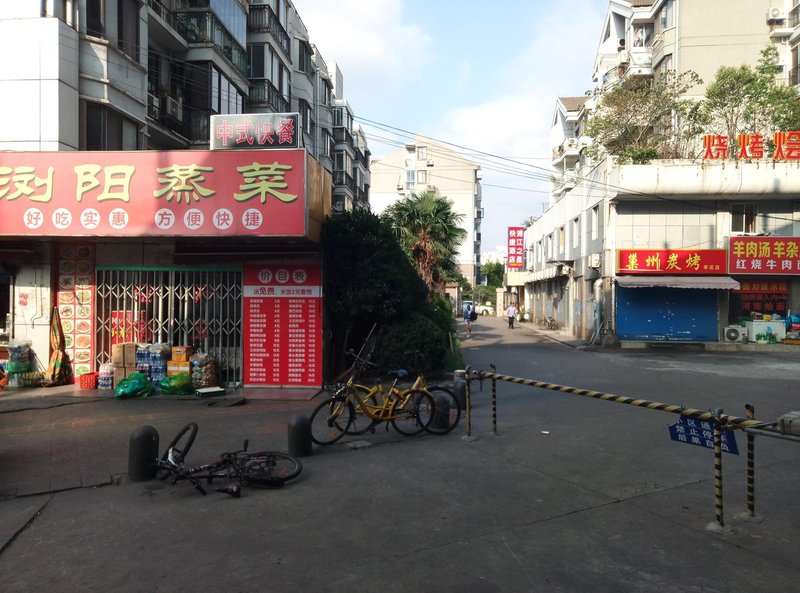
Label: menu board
xmin=243 ymin=264 xmax=321 ymax=387
xmin=56 ymin=244 xmax=95 ymax=376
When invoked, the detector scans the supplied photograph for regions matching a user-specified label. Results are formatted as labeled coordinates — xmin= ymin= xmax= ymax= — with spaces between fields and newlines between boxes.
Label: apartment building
xmin=0 ymin=0 xmax=369 ymax=387
xmin=370 ymin=137 xmax=483 ymax=287
xmin=520 ymin=0 xmax=800 ymax=345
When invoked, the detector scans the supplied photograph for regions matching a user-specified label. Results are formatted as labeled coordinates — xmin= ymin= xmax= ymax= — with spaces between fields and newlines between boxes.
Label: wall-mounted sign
xmin=617 ymin=249 xmax=727 ymax=274
xmin=507 ymin=227 xmax=525 ymax=269
xmin=0 ymin=149 xmax=307 ymax=237
xmin=728 ymin=236 xmax=800 ymax=275
xmin=703 ymin=131 xmax=800 ymax=161
xmin=242 ymin=264 xmax=321 ymax=388
xmin=210 ymin=113 xmax=300 ymax=150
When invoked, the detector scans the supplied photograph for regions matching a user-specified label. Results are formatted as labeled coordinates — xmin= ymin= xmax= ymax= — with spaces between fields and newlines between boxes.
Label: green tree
xmin=382 ymin=188 xmax=467 ymax=296
xmin=585 ymin=70 xmax=703 ymax=162
xmin=703 ymin=45 xmax=800 ymax=154
xmin=481 ymin=261 xmax=505 ymax=288
xmin=322 ymin=209 xmax=458 ymax=376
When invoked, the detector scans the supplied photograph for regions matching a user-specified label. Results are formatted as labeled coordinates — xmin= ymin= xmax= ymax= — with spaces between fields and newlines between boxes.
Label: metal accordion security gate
xmin=95 ymin=267 xmax=243 ymax=387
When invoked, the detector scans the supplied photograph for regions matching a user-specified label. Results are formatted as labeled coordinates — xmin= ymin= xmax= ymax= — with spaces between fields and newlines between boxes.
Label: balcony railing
xmin=248 ymin=79 xmax=290 ymax=113
xmin=176 ymin=11 xmax=247 ymax=76
xmin=333 ymin=170 xmax=355 ymax=191
xmin=790 ymin=67 xmax=799 ymax=87
xmin=147 ymin=0 xmax=188 ymax=39
xmin=247 ymin=4 xmax=290 ymax=56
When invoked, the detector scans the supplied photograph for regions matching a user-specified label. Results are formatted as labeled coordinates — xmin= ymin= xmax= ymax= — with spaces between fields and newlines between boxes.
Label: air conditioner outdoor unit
xmin=618 ymin=38 xmax=626 ymax=50
xmin=426 ymin=159 xmax=434 ymax=167
xmin=767 ymin=7 xmax=786 ymax=22
xmin=588 ymin=253 xmax=601 ymax=269
xmin=723 ymin=325 xmax=747 ymax=343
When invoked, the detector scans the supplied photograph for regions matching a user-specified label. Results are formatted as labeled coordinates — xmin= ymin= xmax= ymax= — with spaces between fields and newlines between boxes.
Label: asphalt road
xmin=1 ymin=315 xmax=799 ymax=593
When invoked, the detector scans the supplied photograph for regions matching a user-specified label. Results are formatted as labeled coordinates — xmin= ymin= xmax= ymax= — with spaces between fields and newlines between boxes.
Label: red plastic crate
xmin=79 ymin=372 xmax=98 ymax=389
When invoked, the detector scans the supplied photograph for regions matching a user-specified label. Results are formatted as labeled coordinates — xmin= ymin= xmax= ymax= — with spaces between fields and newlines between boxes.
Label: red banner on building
xmin=728 ymin=236 xmax=800 ymax=275
xmin=617 ymin=249 xmax=727 ymax=274
xmin=507 ymin=226 xmax=525 ymax=269
xmin=242 ymin=264 xmax=321 ymax=388
xmin=0 ymin=149 xmax=307 ymax=237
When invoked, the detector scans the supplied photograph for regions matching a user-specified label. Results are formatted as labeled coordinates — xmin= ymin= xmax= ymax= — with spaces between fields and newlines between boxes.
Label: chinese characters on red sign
xmin=507 ymin=226 xmax=525 ymax=269
xmin=703 ymin=132 xmax=800 ymax=160
xmin=616 ymin=249 xmax=727 ymax=275
xmin=242 ymin=264 xmax=321 ymax=388
xmin=0 ymin=150 xmax=307 ymax=237
xmin=729 ymin=237 xmax=800 ymax=275
xmin=210 ymin=113 xmax=300 ymax=150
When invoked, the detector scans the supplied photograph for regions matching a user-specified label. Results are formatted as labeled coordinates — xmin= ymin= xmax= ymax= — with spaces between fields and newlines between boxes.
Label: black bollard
xmin=429 ymin=392 xmax=451 ymax=432
xmin=128 ymin=424 xmax=159 ymax=481
xmin=452 ymin=372 xmax=467 ymax=411
xmin=288 ymin=414 xmax=313 ymax=457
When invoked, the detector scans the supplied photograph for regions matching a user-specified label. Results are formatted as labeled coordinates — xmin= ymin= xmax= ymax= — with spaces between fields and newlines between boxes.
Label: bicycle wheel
xmin=391 ymin=389 xmax=435 ymax=436
xmin=425 ymin=387 xmax=462 ymax=436
xmin=156 ymin=422 xmax=198 ymax=479
xmin=347 ymin=384 xmax=380 ymax=435
xmin=242 ymin=452 xmax=302 ymax=486
xmin=537 ymin=319 xmax=547 ymax=330
xmin=309 ymin=396 xmax=353 ymax=445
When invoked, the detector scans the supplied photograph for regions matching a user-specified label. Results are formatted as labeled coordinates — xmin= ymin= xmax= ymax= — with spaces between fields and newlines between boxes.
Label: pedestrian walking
xmin=505 ymin=303 xmax=518 ymax=329
xmin=464 ymin=304 xmax=476 ymax=337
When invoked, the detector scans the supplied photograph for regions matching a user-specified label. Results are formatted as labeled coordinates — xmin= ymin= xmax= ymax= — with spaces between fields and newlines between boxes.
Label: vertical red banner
xmin=243 ymin=264 xmax=321 ymax=387
xmin=507 ymin=226 xmax=525 ymax=269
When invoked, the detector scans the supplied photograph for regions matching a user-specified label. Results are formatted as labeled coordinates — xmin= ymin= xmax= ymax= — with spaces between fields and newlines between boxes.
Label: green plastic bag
xmin=114 ymin=371 xmax=154 ymax=399
xmin=159 ymin=372 xmax=194 ymax=395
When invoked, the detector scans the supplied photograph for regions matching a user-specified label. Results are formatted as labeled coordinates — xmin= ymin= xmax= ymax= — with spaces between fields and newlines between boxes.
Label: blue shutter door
xmin=616 ymin=286 xmax=718 ymax=341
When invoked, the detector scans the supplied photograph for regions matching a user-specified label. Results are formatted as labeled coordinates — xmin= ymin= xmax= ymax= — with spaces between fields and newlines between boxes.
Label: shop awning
xmin=616 ymin=276 xmax=740 ymax=289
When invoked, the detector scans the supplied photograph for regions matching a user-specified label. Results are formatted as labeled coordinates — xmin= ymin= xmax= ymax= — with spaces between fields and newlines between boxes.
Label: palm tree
xmin=383 ymin=188 xmax=466 ymax=296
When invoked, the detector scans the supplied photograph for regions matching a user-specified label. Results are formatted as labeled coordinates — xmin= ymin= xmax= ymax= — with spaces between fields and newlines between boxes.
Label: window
xmin=299 ymin=100 xmax=312 ymax=135
xmin=546 ymin=234 xmax=554 ymax=260
xmin=248 ymin=44 xmax=265 ymax=78
xmin=406 ymin=170 xmax=415 ymax=189
xmin=558 ymin=226 xmax=565 ymax=250
xmin=591 ymin=205 xmax=600 ymax=240
xmin=118 ymin=0 xmax=139 ymax=60
xmin=86 ymin=0 xmax=104 ymax=37
xmin=82 ymin=102 xmax=139 ymax=150
xmin=660 ymin=0 xmax=675 ymax=30
xmin=732 ymin=203 xmax=757 ymax=234
xmin=632 ymin=23 xmax=653 ymax=47
xmin=417 ymin=170 xmax=427 ymax=184
xmin=417 ymin=146 xmax=427 ymax=160
xmin=572 ymin=217 xmax=580 ymax=248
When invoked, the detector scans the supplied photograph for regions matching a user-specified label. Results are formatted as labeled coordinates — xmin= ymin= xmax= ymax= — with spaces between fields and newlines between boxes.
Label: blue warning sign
xmin=667 ymin=416 xmax=739 ymax=455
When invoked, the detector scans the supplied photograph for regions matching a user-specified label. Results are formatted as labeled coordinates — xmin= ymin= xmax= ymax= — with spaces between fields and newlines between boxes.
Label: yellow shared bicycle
xmin=308 ymin=350 xmax=460 ymax=445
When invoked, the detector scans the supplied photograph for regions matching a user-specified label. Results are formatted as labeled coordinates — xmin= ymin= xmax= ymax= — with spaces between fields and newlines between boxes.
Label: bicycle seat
xmin=389 ymin=369 xmax=409 ymax=381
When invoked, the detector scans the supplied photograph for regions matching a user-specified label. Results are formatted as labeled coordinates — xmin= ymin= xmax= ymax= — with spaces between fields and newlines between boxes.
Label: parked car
xmin=476 ymin=304 xmax=495 ymax=316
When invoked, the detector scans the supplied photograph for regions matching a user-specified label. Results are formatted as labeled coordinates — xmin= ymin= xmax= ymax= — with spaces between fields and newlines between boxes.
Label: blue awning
xmin=616 ymin=276 xmax=740 ymax=289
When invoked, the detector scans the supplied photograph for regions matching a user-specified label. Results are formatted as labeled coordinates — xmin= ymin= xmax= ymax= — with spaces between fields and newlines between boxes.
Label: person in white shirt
xmin=505 ymin=303 xmax=517 ymax=329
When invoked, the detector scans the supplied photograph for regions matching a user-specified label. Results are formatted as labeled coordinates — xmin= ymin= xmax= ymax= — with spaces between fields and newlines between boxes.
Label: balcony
xmin=175 ymin=11 xmax=247 ymax=76
xmin=247 ymin=4 xmax=290 ymax=57
xmin=249 ymin=79 xmax=290 ymax=113
xmin=333 ymin=170 xmax=355 ymax=192
xmin=552 ymin=137 xmax=580 ymax=163
xmin=147 ymin=0 xmax=188 ymax=50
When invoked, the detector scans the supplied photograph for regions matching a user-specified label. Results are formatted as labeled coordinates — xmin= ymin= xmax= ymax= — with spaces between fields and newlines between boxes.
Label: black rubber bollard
xmin=288 ymin=414 xmax=313 ymax=457
xmin=128 ymin=424 xmax=159 ymax=481
xmin=452 ymin=377 xmax=467 ymax=411
xmin=429 ymin=392 xmax=451 ymax=431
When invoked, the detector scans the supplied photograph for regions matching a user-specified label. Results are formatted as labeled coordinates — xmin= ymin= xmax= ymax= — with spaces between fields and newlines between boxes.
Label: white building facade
xmin=370 ymin=136 xmax=483 ymax=287
xmin=522 ymin=0 xmax=800 ymax=344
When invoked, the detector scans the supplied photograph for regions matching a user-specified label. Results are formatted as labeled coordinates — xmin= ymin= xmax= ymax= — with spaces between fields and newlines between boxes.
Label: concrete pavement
xmin=1 ymin=316 xmax=800 ymax=592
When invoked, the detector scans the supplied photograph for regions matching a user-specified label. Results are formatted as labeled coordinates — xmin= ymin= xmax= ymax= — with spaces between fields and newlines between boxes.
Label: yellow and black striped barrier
xmin=467 ymin=368 xmax=769 ymax=529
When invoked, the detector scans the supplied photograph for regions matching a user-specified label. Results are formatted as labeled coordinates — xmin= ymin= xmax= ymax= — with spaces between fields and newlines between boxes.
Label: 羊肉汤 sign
xmin=728 ymin=237 xmax=800 ymax=275
xmin=0 ymin=149 xmax=307 ymax=237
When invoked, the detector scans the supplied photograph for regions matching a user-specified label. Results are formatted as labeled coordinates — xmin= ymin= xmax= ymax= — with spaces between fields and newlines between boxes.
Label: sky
xmin=292 ymin=0 xmax=610 ymax=253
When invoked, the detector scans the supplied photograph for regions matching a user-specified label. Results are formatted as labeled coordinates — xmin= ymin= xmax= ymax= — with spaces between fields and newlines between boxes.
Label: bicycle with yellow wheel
xmin=309 ymin=350 xmax=461 ymax=445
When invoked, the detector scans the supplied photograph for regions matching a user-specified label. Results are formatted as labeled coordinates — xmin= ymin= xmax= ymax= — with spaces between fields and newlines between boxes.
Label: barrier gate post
xmin=465 ymin=365 xmax=472 ymax=437
xmin=745 ymin=403 xmax=756 ymax=518
xmin=713 ymin=408 xmax=725 ymax=528
xmin=490 ymin=364 xmax=497 ymax=435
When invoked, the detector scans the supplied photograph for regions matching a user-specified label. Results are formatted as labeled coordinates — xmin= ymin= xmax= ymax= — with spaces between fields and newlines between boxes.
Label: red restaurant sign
xmin=617 ymin=249 xmax=727 ymax=274
xmin=243 ymin=264 xmax=321 ymax=387
xmin=507 ymin=226 xmax=525 ymax=269
xmin=728 ymin=236 xmax=800 ymax=275
xmin=0 ymin=149 xmax=307 ymax=237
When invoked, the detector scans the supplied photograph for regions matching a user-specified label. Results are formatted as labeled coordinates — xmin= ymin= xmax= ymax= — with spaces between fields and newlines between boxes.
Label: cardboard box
xmin=171 ymin=346 xmax=193 ymax=362
xmin=167 ymin=361 xmax=191 ymax=376
xmin=111 ymin=342 xmax=137 ymax=367
xmin=113 ymin=365 xmax=139 ymax=387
